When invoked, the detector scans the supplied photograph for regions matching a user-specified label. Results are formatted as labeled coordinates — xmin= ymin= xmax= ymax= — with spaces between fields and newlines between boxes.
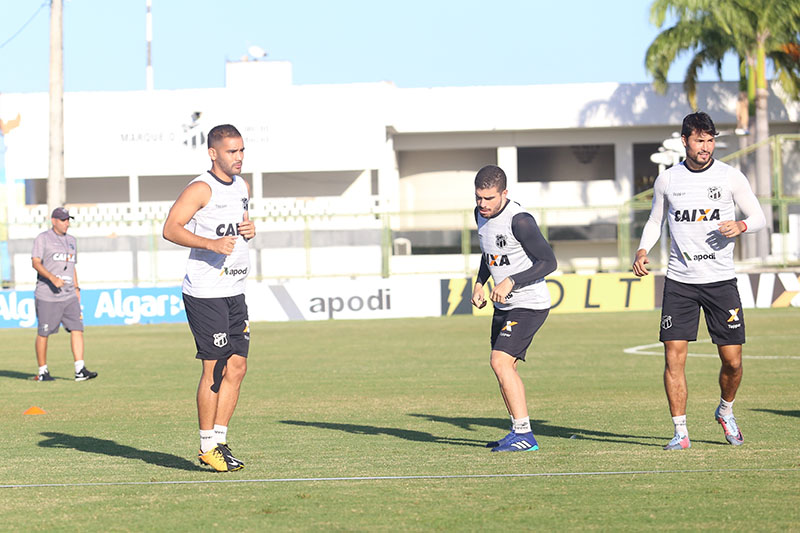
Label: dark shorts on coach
xmin=490 ymin=307 xmax=549 ymax=361
xmin=35 ymin=298 xmax=84 ymax=336
xmin=183 ymin=293 xmax=250 ymax=360
xmin=660 ymin=277 xmax=745 ymax=345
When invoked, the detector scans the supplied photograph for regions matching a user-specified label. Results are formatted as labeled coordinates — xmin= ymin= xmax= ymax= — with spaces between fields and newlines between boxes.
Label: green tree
xmin=647 ymin=0 xmax=800 ymax=130
xmin=645 ymin=0 xmax=800 ymax=257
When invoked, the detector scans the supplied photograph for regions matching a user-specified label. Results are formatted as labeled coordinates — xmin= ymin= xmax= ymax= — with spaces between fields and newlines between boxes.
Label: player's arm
xmin=718 ymin=170 xmax=766 ymax=238
xmin=31 ymin=256 xmax=64 ymax=288
xmin=471 ymin=261 xmax=490 ymax=308
xmin=490 ymin=213 xmax=557 ymax=303
xmin=508 ymin=213 xmax=557 ymax=287
xmin=632 ymin=174 xmax=668 ymax=277
xmin=163 ymin=182 xmax=237 ymax=255
xmin=73 ymin=266 xmax=80 ymax=301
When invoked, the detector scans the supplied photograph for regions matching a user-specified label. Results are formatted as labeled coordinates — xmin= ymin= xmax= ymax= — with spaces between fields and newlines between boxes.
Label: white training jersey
xmin=477 ymin=200 xmax=551 ymax=310
xmin=182 ymin=172 xmax=251 ymax=298
xmin=638 ymin=159 xmax=765 ymax=284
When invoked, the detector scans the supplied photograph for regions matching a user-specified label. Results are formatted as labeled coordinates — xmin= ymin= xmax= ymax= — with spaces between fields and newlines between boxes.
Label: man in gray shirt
xmin=31 ymin=207 xmax=97 ymax=381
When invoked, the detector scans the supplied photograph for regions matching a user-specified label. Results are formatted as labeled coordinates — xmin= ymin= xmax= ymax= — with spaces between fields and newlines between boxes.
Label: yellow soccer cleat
xmin=198 ymin=444 xmax=244 ymax=472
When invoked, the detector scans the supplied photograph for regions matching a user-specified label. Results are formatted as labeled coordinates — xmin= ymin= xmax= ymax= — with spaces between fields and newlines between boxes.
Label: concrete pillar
xmin=252 ymin=171 xmax=263 ymax=199
xmin=128 ymin=174 xmax=139 ymax=204
xmin=497 ymin=146 xmax=518 ymax=193
xmin=614 ymin=142 xmax=634 ymax=200
xmin=378 ymin=130 xmax=400 ymax=209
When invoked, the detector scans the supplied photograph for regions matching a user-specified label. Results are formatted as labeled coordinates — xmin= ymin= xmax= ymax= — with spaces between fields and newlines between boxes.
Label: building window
xmin=633 ymin=143 xmax=662 ymax=194
xmin=517 ymin=145 xmax=615 ymax=182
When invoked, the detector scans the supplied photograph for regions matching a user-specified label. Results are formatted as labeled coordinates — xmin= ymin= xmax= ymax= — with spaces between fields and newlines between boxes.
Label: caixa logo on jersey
xmin=52 ymin=252 xmax=76 ymax=262
xmin=674 ymin=208 xmax=720 ymax=222
xmin=216 ymin=223 xmax=242 ymax=236
xmin=482 ymin=252 xmax=510 ymax=267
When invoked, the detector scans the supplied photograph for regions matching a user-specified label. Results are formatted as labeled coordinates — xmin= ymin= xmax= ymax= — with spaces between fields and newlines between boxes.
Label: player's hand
xmin=51 ymin=277 xmax=65 ymax=288
xmin=632 ymin=249 xmax=649 ymax=277
xmin=209 ymin=236 xmax=238 ymax=255
xmin=238 ymin=211 xmax=256 ymax=240
xmin=471 ymin=283 xmax=487 ymax=309
xmin=490 ymin=278 xmax=513 ymax=303
xmin=718 ymin=220 xmax=744 ymax=238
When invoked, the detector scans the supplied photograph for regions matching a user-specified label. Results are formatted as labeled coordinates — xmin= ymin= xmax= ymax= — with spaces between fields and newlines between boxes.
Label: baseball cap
xmin=51 ymin=207 xmax=74 ymax=220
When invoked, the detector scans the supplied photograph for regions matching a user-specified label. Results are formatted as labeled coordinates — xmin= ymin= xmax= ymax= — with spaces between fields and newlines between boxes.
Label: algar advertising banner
xmin=0 ymin=287 xmax=186 ymax=328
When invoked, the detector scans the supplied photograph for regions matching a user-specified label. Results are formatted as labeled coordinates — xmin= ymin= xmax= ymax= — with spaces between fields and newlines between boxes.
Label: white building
xmin=1 ymin=60 xmax=798 ymax=286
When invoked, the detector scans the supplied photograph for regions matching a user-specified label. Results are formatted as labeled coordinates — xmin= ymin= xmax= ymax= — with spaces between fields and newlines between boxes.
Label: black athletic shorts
xmin=659 ymin=277 xmax=745 ymax=345
xmin=490 ymin=307 xmax=549 ymax=361
xmin=183 ymin=293 xmax=250 ymax=360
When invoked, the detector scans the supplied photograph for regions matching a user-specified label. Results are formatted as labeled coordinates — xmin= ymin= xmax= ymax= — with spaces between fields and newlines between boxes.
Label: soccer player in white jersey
xmin=163 ymin=124 xmax=256 ymax=471
xmin=632 ymin=112 xmax=766 ymax=450
xmin=471 ymin=165 xmax=557 ymax=452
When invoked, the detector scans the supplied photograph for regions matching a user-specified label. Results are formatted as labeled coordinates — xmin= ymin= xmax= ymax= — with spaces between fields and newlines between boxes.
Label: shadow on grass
xmin=38 ymin=432 xmax=203 ymax=471
xmin=0 ymin=370 xmax=48 ymax=381
xmin=280 ymin=420 xmax=487 ymax=448
xmin=751 ymin=408 xmax=800 ymax=419
xmin=407 ymin=413 xmax=726 ymax=448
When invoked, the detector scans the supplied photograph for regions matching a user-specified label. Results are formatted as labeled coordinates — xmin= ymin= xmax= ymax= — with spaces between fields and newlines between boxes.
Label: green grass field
xmin=1 ymin=308 xmax=798 ymax=531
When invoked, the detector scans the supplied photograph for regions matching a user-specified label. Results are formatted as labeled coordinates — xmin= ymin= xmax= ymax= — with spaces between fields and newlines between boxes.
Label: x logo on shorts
xmin=501 ymin=321 xmax=518 ymax=332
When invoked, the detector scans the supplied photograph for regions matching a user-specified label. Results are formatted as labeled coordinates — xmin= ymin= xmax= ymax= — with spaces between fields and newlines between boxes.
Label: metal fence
xmin=2 ymin=135 xmax=798 ymax=287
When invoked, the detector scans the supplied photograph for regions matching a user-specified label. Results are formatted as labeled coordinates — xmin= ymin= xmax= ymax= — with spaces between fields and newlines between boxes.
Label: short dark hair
xmin=474 ymin=165 xmax=507 ymax=191
xmin=681 ymin=111 xmax=718 ymax=138
xmin=207 ymin=124 xmax=242 ymax=149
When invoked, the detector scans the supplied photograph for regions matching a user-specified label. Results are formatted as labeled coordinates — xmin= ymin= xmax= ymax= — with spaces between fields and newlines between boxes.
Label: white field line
xmin=624 ymin=341 xmax=800 ymax=360
xmin=1 ymin=467 xmax=798 ymax=489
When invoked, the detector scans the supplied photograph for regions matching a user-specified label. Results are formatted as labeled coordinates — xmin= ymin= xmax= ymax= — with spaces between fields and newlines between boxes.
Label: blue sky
xmin=0 ymin=0 xmax=740 ymax=93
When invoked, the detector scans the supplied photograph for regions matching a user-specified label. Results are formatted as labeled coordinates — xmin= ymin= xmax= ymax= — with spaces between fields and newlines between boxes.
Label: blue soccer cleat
xmin=663 ymin=434 xmax=691 ymax=450
xmin=491 ymin=431 xmax=538 ymax=452
xmin=715 ymin=407 xmax=743 ymax=446
xmin=486 ymin=431 xmax=515 ymax=449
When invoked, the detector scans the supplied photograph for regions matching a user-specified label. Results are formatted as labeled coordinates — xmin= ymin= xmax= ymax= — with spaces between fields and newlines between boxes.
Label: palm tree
xmin=645 ymin=0 xmax=800 ymax=257
xmin=647 ymin=0 xmax=800 ymax=129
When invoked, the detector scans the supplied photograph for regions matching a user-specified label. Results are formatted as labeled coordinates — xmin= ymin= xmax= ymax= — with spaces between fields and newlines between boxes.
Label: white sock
xmin=39 ymin=365 xmax=48 ymax=375
xmin=200 ymin=429 xmax=216 ymax=453
xmin=512 ymin=416 xmax=531 ymax=434
xmin=672 ymin=415 xmax=688 ymax=437
xmin=74 ymin=360 xmax=85 ymax=373
xmin=213 ymin=424 xmax=228 ymax=444
xmin=718 ymin=398 xmax=734 ymax=417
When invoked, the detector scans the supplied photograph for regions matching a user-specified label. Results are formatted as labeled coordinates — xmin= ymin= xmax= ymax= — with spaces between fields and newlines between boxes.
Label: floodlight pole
xmin=146 ymin=0 xmax=154 ymax=90
xmin=47 ymin=0 xmax=65 ymax=211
